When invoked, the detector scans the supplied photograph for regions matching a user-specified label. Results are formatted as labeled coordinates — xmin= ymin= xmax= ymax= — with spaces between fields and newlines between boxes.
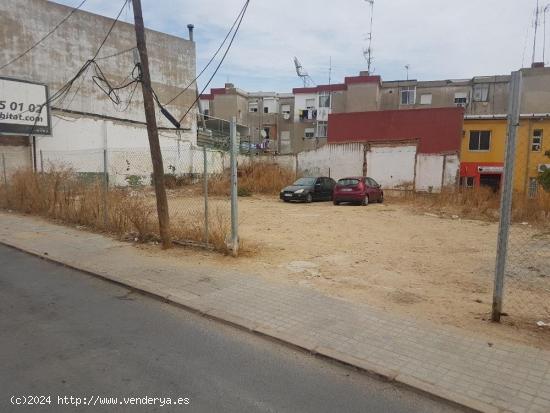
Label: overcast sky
xmin=54 ymin=0 xmax=546 ymax=92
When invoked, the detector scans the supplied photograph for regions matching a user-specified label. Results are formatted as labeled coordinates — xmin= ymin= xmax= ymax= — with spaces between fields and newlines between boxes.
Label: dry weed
xmin=390 ymin=187 xmax=550 ymax=227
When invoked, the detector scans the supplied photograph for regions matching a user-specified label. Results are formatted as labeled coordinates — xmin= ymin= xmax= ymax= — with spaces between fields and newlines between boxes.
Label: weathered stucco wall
xmin=366 ymin=144 xmax=417 ymax=190
xmin=0 ymin=0 xmax=197 ymax=141
xmin=297 ymin=143 xmax=364 ymax=180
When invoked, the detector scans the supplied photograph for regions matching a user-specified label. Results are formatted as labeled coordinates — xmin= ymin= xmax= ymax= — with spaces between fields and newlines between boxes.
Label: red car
xmin=333 ymin=177 xmax=384 ymax=206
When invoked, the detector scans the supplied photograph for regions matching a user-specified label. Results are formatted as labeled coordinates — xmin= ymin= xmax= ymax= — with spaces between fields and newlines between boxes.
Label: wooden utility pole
xmin=131 ymin=0 xmax=171 ymax=248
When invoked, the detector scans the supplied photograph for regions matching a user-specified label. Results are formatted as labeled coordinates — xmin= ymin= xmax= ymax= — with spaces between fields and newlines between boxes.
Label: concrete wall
xmin=252 ymin=142 xmax=457 ymax=193
xmin=0 ymin=0 xmax=197 ymax=152
xmin=296 ymin=143 xmax=364 ymax=180
xmin=0 ymin=137 xmax=31 ymax=177
xmin=366 ymin=144 xmax=417 ymax=190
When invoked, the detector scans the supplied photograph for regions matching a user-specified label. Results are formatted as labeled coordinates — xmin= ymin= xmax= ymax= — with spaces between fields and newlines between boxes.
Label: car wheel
xmin=361 ymin=195 xmax=369 ymax=206
xmin=283 ymin=199 xmax=290 ymax=203
xmin=333 ymin=200 xmax=340 ymax=205
xmin=306 ymin=193 xmax=313 ymax=203
xmin=378 ymin=194 xmax=384 ymax=203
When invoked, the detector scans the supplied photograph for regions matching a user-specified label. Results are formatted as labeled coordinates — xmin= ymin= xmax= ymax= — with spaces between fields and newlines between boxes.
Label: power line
xmin=177 ymin=0 xmax=250 ymax=125
xmin=0 ymin=0 xmax=89 ymax=71
xmin=95 ymin=46 xmax=137 ymax=61
xmin=163 ymin=0 xmax=249 ymax=106
xmin=28 ymin=0 xmax=130 ymax=139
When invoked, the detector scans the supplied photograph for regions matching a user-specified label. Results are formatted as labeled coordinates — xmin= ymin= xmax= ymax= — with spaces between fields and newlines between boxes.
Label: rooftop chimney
xmin=187 ymin=24 xmax=194 ymax=42
xmin=225 ymin=83 xmax=234 ymax=89
xmin=359 ymin=70 xmax=370 ymax=76
xmin=531 ymin=62 xmax=545 ymax=68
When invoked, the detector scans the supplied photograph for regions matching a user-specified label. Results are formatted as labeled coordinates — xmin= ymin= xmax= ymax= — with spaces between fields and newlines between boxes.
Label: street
xmin=0 ymin=244 xmax=467 ymax=413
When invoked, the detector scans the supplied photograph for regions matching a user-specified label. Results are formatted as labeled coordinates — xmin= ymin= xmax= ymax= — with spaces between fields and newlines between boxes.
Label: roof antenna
xmin=363 ymin=0 xmax=375 ymax=74
xmin=293 ymin=57 xmax=315 ymax=87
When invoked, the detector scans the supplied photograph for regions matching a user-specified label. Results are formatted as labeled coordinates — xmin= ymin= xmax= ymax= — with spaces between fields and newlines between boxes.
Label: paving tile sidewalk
xmin=1 ymin=212 xmax=549 ymax=413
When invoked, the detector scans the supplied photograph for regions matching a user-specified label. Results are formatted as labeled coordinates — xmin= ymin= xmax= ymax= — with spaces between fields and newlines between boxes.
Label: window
xmin=304 ymin=128 xmax=315 ymax=139
xmin=262 ymin=97 xmax=277 ymax=114
xmin=473 ymin=84 xmax=489 ymax=102
xmin=461 ymin=177 xmax=475 ymax=188
xmin=454 ymin=92 xmax=469 ymax=106
xmin=532 ymin=129 xmax=543 ymax=152
xmin=248 ymin=101 xmax=258 ymax=113
xmin=203 ymin=108 xmax=209 ymax=117
xmin=420 ymin=94 xmax=432 ymax=105
xmin=528 ymin=178 xmax=539 ymax=198
xmin=318 ymin=91 xmax=331 ymax=108
xmin=316 ymin=121 xmax=328 ymax=138
xmin=400 ymin=87 xmax=416 ymax=105
xmin=469 ymin=131 xmax=491 ymax=151
xmin=367 ymin=178 xmax=379 ymax=187
xmin=305 ymin=98 xmax=315 ymax=109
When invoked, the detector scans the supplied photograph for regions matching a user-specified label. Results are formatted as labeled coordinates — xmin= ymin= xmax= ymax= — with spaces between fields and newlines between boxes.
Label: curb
xmin=1 ymin=239 xmax=494 ymax=413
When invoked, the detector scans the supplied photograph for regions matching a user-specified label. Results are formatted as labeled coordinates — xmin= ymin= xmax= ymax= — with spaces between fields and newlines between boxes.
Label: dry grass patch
xmin=0 ymin=167 xmax=235 ymax=253
xmin=390 ymin=187 xmax=550 ymax=227
xmin=208 ymin=161 xmax=296 ymax=196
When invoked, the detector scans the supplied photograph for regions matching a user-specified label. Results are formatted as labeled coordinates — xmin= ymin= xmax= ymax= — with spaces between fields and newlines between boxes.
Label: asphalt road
xmin=0 ymin=244 xmax=468 ymax=413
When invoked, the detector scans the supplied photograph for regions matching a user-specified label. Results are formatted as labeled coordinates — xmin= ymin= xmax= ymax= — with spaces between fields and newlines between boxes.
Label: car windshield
xmin=293 ymin=177 xmax=316 ymax=186
xmin=338 ymin=179 xmax=360 ymax=186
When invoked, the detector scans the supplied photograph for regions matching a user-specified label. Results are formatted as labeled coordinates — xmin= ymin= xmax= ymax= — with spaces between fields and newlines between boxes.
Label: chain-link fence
xmin=494 ymin=71 xmax=550 ymax=327
xmin=35 ymin=143 xmax=234 ymax=252
xmin=499 ymin=131 xmax=550 ymax=326
xmin=0 ymin=138 xmax=237 ymax=253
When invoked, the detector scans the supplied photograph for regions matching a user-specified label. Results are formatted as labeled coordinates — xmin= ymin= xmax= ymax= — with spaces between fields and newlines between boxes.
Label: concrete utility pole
xmin=187 ymin=24 xmax=207 ymax=133
xmin=492 ymin=70 xmax=522 ymax=322
xmin=131 ymin=0 xmax=171 ymax=248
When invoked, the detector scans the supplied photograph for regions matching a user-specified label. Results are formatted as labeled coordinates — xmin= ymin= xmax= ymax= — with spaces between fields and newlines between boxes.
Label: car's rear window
xmin=338 ymin=179 xmax=360 ymax=186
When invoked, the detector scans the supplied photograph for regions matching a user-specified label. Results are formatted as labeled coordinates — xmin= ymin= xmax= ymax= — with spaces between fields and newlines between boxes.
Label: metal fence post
xmin=2 ymin=153 xmax=7 ymax=187
xmin=203 ymin=145 xmax=209 ymax=246
xmin=492 ymin=70 xmax=522 ymax=322
xmin=230 ymin=117 xmax=239 ymax=257
xmin=103 ymin=149 xmax=109 ymax=228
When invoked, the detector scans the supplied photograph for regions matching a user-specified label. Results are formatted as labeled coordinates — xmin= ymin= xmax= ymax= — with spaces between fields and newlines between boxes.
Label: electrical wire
xmin=163 ymin=0 xmax=249 ymax=106
xmin=177 ymin=0 xmax=250 ymax=125
xmin=0 ymin=0 xmax=89 ymax=71
xmin=26 ymin=0 xmax=129 ymax=139
xmin=95 ymin=46 xmax=137 ymax=61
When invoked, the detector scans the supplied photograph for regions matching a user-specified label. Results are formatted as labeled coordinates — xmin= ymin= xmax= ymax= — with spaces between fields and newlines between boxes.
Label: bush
xmin=238 ymin=187 xmax=252 ymax=197
xmin=208 ymin=160 xmax=296 ymax=196
xmin=538 ymin=167 xmax=550 ymax=192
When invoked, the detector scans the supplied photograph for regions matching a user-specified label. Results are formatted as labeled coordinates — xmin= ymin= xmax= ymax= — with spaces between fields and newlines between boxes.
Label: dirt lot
xmin=157 ymin=194 xmax=550 ymax=349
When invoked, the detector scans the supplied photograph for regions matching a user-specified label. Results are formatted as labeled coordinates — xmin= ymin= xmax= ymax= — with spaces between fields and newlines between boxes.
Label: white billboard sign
xmin=0 ymin=77 xmax=51 ymax=136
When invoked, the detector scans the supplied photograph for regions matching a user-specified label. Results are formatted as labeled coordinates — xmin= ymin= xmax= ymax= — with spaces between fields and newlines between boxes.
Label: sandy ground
xmin=156 ymin=194 xmax=550 ymax=350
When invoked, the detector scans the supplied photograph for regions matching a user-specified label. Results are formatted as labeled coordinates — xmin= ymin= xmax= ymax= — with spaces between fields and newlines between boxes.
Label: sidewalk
xmin=1 ymin=211 xmax=549 ymax=413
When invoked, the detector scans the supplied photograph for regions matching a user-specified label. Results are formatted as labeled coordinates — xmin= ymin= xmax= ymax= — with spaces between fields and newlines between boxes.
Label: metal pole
xmin=492 ymin=70 xmax=522 ymax=322
xmin=2 ymin=153 xmax=7 ymax=187
xmin=40 ymin=150 xmax=44 ymax=174
xmin=203 ymin=145 xmax=209 ymax=246
xmin=32 ymin=136 xmax=37 ymax=173
xmin=103 ymin=149 xmax=109 ymax=228
xmin=230 ymin=117 xmax=239 ymax=256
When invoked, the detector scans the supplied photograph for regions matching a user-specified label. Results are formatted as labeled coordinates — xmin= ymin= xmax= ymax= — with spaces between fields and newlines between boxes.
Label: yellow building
xmin=461 ymin=116 xmax=550 ymax=196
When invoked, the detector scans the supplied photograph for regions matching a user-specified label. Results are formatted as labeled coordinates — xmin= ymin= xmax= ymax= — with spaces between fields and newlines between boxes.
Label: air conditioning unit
xmin=537 ymin=164 xmax=550 ymax=173
xmin=455 ymin=102 xmax=467 ymax=108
